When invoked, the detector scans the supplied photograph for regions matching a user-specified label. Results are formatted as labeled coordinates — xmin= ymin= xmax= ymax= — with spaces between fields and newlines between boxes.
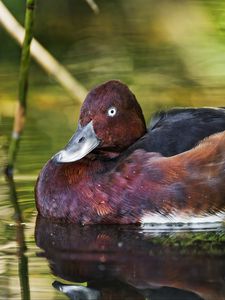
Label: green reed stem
xmin=6 ymin=0 xmax=36 ymax=174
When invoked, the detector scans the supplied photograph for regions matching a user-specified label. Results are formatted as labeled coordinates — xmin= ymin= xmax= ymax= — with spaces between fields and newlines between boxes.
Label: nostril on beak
xmin=52 ymin=151 xmax=63 ymax=163
xmin=78 ymin=137 xmax=85 ymax=143
xmin=57 ymin=152 xmax=64 ymax=162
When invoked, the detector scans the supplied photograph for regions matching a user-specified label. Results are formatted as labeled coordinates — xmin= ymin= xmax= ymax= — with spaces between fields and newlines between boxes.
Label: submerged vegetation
xmin=148 ymin=230 xmax=225 ymax=255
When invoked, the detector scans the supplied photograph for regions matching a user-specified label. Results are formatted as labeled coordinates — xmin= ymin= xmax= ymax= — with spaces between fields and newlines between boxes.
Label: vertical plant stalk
xmin=7 ymin=0 xmax=35 ymax=173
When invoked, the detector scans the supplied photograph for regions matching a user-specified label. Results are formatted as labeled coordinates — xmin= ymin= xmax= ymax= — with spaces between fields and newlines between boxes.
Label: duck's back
xmin=139 ymin=107 xmax=225 ymax=156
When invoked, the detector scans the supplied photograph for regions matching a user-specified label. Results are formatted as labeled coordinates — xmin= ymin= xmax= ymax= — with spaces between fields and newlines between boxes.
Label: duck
xmin=35 ymin=80 xmax=225 ymax=225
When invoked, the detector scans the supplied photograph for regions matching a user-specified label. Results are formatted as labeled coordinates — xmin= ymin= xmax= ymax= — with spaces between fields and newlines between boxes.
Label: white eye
xmin=107 ymin=106 xmax=117 ymax=117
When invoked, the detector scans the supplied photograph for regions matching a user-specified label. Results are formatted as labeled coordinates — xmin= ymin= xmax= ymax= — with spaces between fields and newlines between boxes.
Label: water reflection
xmin=6 ymin=175 xmax=30 ymax=300
xmin=35 ymin=216 xmax=225 ymax=300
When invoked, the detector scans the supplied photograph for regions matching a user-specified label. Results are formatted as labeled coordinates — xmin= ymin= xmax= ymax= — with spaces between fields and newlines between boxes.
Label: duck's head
xmin=54 ymin=80 xmax=147 ymax=163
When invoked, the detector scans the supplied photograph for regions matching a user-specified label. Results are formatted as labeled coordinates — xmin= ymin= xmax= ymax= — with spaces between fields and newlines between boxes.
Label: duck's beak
xmin=53 ymin=121 xmax=100 ymax=163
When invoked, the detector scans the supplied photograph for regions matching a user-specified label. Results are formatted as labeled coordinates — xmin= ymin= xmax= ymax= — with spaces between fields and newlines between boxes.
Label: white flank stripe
xmin=141 ymin=212 xmax=225 ymax=230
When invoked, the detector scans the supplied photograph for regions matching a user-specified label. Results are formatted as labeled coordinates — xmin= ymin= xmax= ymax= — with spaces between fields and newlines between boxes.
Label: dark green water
xmin=1 ymin=0 xmax=225 ymax=299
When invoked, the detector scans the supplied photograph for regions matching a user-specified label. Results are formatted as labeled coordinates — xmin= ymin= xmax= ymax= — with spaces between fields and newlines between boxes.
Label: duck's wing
xmin=135 ymin=107 xmax=225 ymax=156
xmin=109 ymin=131 xmax=225 ymax=224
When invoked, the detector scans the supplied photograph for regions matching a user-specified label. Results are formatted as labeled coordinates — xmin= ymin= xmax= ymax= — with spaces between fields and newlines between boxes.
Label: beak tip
xmin=51 ymin=121 xmax=100 ymax=163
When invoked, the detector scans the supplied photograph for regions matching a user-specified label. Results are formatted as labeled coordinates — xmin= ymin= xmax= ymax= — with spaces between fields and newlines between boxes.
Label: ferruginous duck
xmin=35 ymin=80 xmax=225 ymax=225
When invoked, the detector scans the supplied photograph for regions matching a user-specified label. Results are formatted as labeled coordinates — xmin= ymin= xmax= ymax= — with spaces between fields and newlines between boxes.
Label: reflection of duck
xmin=35 ymin=216 xmax=225 ymax=300
xmin=52 ymin=281 xmax=101 ymax=300
xmin=35 ymin=80 xmax=225 ymax=224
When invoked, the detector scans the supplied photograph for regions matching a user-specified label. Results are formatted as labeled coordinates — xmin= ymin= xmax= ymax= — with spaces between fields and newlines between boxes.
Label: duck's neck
xmin=63 ymin=155 xmax=119 ymax=183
